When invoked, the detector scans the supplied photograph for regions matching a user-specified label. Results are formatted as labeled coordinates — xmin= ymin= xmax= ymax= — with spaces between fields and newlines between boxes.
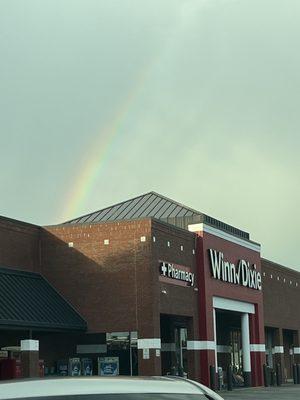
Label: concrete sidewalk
xmin=219 ymin=384 xmax=300 ymax=399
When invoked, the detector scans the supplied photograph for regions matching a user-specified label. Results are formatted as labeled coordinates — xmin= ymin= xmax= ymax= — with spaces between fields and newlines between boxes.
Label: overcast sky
xmin=0 ymin=0 xmax=299 ymax=270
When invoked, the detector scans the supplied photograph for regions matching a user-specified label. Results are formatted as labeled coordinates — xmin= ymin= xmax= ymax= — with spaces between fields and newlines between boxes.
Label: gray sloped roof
xmin=64 ymin=191 xmax=249 ymax=240
xmin=65 ymin=192 xmax=195 ymax=224
xmin=0 ymin=267 xmax=87 ymax=331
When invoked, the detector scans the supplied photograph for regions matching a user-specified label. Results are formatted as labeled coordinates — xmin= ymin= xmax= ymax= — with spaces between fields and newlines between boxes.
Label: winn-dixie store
xmin=42 ymin=214 xmax=264 ymax=387
xmin=187 ymin=223 xmax=264 ymax=387
xmin=0 ymin=193 xmax=265 ymax=387
xmin=0 ymin=192 xmax=298 ymax=387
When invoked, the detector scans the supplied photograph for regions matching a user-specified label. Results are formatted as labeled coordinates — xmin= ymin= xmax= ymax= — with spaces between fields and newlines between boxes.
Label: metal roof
xmin=0 ymin=267 xmax=87 ymax=331
xmin=64 ymin=191 xmax=249 ymax=240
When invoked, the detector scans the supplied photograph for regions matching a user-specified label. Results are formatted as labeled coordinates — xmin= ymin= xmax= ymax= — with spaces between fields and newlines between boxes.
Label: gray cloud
xmin=0 ymin=0 xmax=299 ymax=269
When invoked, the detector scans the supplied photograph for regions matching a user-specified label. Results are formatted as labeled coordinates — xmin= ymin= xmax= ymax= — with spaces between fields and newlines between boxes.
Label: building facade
xmin=0 ymin=192 xmax=299 ymax=387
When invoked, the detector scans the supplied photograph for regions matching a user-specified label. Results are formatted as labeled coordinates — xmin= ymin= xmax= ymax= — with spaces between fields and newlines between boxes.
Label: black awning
xmin=0 ymin=267 xmax=87 ymax=331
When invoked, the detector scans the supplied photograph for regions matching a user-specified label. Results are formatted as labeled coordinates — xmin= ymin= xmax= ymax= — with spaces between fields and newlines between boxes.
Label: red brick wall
xmin=151 ymin=220 xmax=198 ymax=320
xmin=262 ymin=259 xmax=300 ymax=330
xmin=0 ymin=217 xmax=40 ymax=272
xmin=42 ymin=219 xmax=153 ymax=334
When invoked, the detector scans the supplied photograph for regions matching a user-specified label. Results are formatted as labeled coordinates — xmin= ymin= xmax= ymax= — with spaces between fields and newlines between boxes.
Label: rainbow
xmin=60 ymin=64 xmax=152 ymax=222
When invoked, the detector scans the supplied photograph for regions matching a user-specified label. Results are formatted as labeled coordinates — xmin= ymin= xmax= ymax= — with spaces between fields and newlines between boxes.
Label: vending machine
xmin=98 ymin=357 xmax=119 ymax=376
xmin=57 ymin=360 xmax=69 ymax=376
xmin=81 ymin=358 xmax=93 ymax=376
xmin=69 ymin=358 xmax=81 ymax=376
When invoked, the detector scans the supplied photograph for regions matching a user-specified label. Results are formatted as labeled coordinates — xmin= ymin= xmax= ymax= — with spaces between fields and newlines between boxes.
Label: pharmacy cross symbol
xmin=161 ymin=262 xmax=167 ymax=276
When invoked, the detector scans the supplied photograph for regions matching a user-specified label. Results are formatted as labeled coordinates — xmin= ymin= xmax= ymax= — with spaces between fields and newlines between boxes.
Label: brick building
xmin=0 ymin=192 xmax=299 ymax=387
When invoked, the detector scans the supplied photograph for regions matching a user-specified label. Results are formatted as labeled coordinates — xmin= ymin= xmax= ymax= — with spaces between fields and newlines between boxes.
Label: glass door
xmin=230 ymin=329 xmax=242 ymax=373
xmin=230 ymin=329 xmax=246 ymax=386
xmin=174 ymin=327 xmax=188 ymax=376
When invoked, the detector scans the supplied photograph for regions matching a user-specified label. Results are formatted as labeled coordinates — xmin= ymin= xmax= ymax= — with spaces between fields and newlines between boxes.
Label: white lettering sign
xmin=209 ymin=249 xmax=262 ymax=291
xmin=159 ymin=261 xmax=195 ymax=287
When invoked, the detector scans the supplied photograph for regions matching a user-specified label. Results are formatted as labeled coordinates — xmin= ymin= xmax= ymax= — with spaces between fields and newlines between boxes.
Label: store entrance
xmin=215 ymin=310 xmax=245 ymax=387
xmin=160 ymin=315 xmax=191 ymax=378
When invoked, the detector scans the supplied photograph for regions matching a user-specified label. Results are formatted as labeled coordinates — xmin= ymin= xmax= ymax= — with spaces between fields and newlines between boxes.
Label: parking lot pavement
xmin=219 ymin=384 xmax=300 ymax=399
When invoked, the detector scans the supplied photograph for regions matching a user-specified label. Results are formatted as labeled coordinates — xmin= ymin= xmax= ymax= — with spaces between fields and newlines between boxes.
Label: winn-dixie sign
xmin=209 ymin=249 xmax=262 ymax=291
xmin=159 ymin=261 xmax=195 ymax=287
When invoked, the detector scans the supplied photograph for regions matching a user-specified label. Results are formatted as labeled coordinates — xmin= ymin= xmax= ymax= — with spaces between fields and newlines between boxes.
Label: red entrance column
xmin=249 ymin=306 xmax=266 ymax=386
xmin=191 ymin=223 xmax=265 ymax=388
xmin=195 ymin=235 xmax=216 ymax=387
